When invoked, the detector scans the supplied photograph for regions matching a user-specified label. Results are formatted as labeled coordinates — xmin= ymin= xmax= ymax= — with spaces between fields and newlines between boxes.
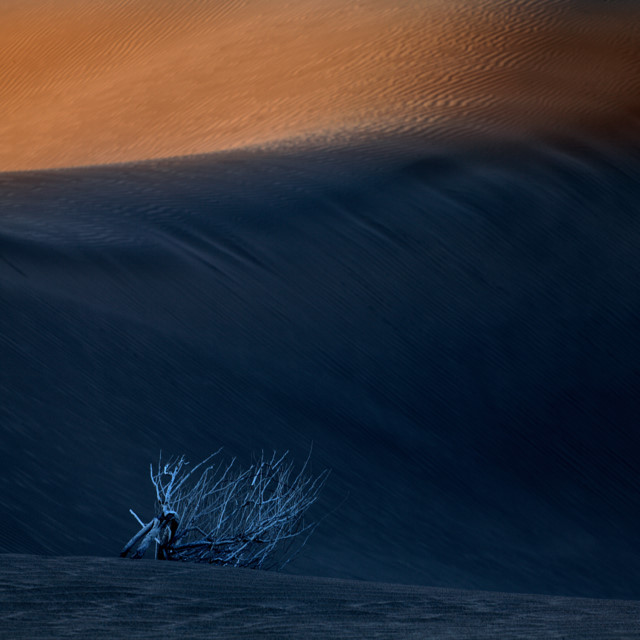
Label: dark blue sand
xmin=1 ymin=132 xmax=639 ymax=598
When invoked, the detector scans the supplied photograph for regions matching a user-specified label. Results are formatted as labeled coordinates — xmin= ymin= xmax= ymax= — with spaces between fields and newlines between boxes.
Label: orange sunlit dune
xmin=1 ymin=0 xmax=639 ymax=171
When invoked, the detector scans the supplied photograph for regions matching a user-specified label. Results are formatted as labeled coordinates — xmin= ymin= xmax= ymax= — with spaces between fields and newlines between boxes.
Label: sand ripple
xmin=1 ymin=0 xmax=639 ymax=170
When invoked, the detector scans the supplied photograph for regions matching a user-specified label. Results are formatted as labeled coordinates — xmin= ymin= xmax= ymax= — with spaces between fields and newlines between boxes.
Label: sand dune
xmin=2 ymin=555 xmax=639 ymax=639
xmin=1 ymin=0 xmax=639 ymax=170
xmin=2 ymin=137 xmax=640 ymax=597
xmin=2 ymin=0 xmax=640 ymax=609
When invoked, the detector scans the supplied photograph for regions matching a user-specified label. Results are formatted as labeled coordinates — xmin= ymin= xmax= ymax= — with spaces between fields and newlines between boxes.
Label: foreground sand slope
xmin=1 ymin=555 xmax=639 ymax=639
xmin=1 ymin=0 xmax=639 ymax=170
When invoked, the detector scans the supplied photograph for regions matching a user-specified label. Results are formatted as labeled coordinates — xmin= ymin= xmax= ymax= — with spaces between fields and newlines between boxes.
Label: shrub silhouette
xmin=120 ymin=449 xmax=329 ymax=569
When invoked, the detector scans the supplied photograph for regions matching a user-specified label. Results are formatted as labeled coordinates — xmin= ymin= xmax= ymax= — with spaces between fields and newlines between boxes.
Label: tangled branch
xmin=120 ymin=449 xmax=329 ymax=570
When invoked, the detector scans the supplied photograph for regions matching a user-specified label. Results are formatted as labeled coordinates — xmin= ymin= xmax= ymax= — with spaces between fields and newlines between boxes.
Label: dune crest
xmin=1 ymin=0 xmax=639 ymax=170
xmin=2 ymin=555 xmax=640 ymax=639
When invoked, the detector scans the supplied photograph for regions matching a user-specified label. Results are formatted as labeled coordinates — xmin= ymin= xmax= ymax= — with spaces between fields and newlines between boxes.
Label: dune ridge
xmin=2 ymin=555 xmax=640 ymax=639
xmin=1 ymin=0 xmax=639 ymax=170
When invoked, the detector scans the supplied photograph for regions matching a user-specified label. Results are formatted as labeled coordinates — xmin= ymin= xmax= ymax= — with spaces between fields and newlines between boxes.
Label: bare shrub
xmin=120 ymin=449 xmax=329 ymax=570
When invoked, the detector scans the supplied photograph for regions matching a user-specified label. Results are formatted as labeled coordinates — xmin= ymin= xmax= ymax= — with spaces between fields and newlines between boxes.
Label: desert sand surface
xmin=2 ymin=0 xmax=640 ymax=626
xmin=1 ymin=0 xmax=639 ymax=170
xmin=2 ymin=135 xmax=640 ymax=598
xmin=1 ymin=555 xmax=639 ymax=639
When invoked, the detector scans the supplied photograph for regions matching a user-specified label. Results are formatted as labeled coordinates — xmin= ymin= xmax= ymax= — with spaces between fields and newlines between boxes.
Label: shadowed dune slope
xmin=1 ymin=555 xmax=639 ymax=639
xmin=1 ymin=133 xmax=640 ymax=598
xmin=1 ymin=0 xmax=640 ymax=170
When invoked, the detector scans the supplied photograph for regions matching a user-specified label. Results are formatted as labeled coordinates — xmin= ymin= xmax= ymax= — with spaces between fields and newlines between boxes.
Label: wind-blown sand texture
xmin=2 ymin=555 xmax=640 ymax=639
xmin=2 ymin=0 xmax=640 ymax=633
xmin=1 ymin=0 xmax=639 ymax=170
